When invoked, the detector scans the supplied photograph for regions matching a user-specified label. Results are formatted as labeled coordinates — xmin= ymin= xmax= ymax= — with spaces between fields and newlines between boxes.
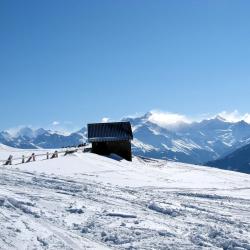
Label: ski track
xmin=0 ymin=163 xmax=250 ymax=250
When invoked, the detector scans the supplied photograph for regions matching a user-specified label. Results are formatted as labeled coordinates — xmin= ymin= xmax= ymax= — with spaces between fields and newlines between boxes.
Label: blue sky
xmin=0 ymin=0 xmax=250 ymax=131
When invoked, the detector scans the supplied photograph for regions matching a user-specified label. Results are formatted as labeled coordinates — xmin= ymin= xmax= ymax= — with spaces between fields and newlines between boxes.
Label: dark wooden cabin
xmin=87 ymin=122 xmax=133 ymax=161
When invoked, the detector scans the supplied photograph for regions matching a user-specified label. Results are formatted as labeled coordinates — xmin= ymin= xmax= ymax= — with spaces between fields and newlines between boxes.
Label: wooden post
xmin=32 ymin=153 xmax=36 ymax=161
xmin=51 ymin=151 xmax=57 ymax=159
xmin=4 ymin=155 xmax=13 ymax=165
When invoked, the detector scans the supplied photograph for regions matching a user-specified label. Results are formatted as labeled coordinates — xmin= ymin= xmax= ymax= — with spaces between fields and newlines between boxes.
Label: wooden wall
xmin=92 ymin=140 xmax=132 ymax=161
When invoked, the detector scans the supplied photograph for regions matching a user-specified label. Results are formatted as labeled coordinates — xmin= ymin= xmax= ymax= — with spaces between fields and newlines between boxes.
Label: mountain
xmin=2 ymin=111 xmax=250 ymax=166
xmin=0 ymin=127 xmax=87 ymax=149
xmin=206 ymin=143 xmax=250 ymax=174
xmin=123 ymin=112 xmax=250 ymax=164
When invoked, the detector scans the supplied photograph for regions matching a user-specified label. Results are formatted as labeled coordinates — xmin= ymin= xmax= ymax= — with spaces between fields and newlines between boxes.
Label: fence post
xmin=5 ymin=155 xmax=13 ymax=165
xmin=32 ymin=153 xmax=36 ymax=161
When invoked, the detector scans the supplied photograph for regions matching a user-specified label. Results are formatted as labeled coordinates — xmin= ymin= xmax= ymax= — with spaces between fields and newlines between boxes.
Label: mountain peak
xmin=214 ymin=115 xmax=227 ymax=122
xmin=236 ymin=120 xmax=248 ymax=125
xmin=143 ymin=111 xmax=153 ymax=119
xmin=5 ymin=127 xmax=49 ymax=139
xmin=12 ymin=127 xmax=34 ymax=138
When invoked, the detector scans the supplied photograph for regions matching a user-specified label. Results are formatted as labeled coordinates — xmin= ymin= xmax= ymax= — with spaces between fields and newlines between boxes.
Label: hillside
xmin=0 ymin=146 xmax=250 ymax=249
xmin=207 ymin=143 xmax=250 ymax=174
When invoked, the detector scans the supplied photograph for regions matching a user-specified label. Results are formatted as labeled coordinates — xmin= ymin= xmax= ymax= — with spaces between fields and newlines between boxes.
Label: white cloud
xmin=101 ymin=117 xmax=110 ymax=123
xmin=148 ymin=110 xmax=191 ymax=128
xmin=244 ymin=115 xmax=250 ymax=123
xmin=52 ymin=121 xmax=60 ymax=126
xmin=141 ymin=109 xmax=250 ymax=129
xmin=218 ymin=110 xmax=250 ymax=123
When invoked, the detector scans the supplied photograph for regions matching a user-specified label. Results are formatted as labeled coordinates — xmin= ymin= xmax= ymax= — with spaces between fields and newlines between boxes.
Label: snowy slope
xmin=0 ymin=146 xmax=250 ymax=249
xmin=0 ymin=144 xmax=55 ymax=159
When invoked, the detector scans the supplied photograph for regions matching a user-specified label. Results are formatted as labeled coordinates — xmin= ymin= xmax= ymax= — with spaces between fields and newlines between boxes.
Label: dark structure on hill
xmin=88 ymin=122 xmax=133 ymax=161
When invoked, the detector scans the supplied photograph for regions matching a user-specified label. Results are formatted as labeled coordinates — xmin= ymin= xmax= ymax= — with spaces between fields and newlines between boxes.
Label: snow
xmin=132 ymin=138 xmax=157 ymax=152
xmin=0 ymin=144 xmax=54 ymax=159
xmin=0 ymin=145 xmax=250 ymax=249
xmin=171 ymin=139 xmax=202 ymax=154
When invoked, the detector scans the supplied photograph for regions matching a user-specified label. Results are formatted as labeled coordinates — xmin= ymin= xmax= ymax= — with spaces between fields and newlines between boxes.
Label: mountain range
xmin=0 ymin=127 xmax=87 ymax=149
xmin=1 ymin=111 xmax=250 ymax=173
xmin=126 ymin=112 xmax=250 ymax=164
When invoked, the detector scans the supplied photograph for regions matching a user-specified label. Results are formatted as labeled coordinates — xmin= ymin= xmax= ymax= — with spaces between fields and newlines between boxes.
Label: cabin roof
xmin=88 ymin=122 xmax=133 ymax=142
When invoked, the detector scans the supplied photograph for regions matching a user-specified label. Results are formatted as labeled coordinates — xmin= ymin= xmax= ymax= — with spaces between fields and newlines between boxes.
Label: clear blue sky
xmin=0 ymin=0 xmax=250 ymax=131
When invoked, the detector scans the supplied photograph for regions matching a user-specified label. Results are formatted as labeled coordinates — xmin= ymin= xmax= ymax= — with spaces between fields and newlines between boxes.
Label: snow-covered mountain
xmin=124 ymin=112 xmax=250 ymax=164
xmin=0 ymin=127 xmax=87 ymax=149
xmin=0 ymin=145 xmax=249 ymax=249
xmin=2 ymin=111 xmax=250 ymax=165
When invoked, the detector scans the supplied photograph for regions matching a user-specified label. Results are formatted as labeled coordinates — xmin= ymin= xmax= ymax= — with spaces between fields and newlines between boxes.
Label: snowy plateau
xmin=0 ymin=144 xmax=250 ymax=250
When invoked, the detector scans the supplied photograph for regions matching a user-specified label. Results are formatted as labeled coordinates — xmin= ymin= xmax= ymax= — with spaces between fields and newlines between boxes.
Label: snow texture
xmin=0 ymin=145 xmax=250 ymax=249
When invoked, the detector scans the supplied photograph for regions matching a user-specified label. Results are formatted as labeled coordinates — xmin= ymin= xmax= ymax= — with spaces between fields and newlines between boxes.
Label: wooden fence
xmin=0 ymin=146 xmax=87 ymax=167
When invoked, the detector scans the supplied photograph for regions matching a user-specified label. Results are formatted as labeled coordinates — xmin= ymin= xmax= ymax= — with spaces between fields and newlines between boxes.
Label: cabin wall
xmin=92 ymin=140 xmax=132 ymax=161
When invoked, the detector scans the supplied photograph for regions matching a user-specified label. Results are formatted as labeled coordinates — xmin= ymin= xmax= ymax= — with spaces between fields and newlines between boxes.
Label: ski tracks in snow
xmin=0 ymin=166 xmax=250 ymax=249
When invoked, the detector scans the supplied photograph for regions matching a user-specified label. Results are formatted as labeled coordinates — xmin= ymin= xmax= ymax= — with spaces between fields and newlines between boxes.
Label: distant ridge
xmin=206 ymin=143 xmax=250 ymax=174
xmin=0 ymin=127 xmax=87 ymax=149
xmin=1 ymin=111 xmax=250 ymax=172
